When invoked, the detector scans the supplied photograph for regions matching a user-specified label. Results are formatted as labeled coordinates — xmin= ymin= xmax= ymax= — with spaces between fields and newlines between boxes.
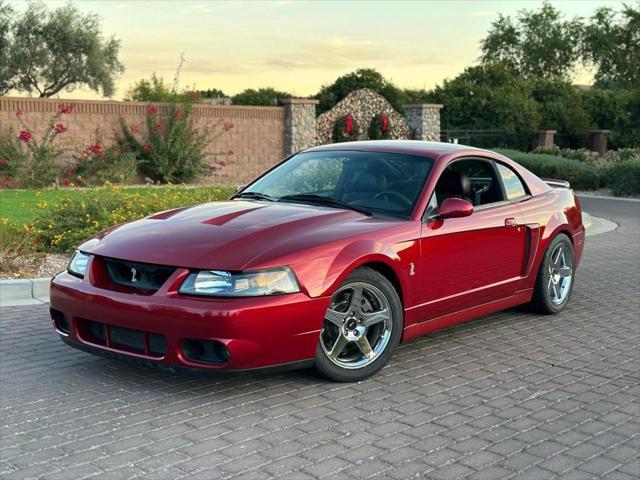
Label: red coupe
xmin=50 ymin=141 xmax=584 ymax=381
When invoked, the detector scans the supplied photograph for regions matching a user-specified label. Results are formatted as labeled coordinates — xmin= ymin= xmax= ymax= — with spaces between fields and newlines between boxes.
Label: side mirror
xmin=436 ymin=198 xmax=473 ymax=219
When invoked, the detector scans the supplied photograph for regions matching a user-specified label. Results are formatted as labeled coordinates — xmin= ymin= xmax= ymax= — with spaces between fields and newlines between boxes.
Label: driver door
xmin=412 ymin=158 xmax=528 ymax=322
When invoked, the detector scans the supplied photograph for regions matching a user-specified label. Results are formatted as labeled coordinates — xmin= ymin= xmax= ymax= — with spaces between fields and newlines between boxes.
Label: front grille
xmin=79 ymin=319 xmax=167 ymax=358
xmin=103 ymin=258 xmax=175 ymax=293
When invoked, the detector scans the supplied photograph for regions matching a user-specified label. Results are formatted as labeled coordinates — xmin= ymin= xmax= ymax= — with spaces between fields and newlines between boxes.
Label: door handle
xmin=505 ymin=217 xmax=519 ymax=227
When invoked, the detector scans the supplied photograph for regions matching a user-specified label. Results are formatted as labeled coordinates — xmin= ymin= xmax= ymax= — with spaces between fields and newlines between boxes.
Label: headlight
xmin=179 ymin=267 xmax=300 ymax=297
xmin=68 ymin=251 xmax=91 ymax=278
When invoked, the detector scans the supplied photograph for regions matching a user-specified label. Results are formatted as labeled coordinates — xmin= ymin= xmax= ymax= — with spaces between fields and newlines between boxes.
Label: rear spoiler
xmin=542 ymin=178 xmax=571 ymax=189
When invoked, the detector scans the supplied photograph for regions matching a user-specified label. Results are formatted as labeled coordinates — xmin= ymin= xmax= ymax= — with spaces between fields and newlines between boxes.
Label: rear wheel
xmin=314 ymin=267 xmax=402 ymax=382
xmin=531 ymin=234 xmax=575 ymax=314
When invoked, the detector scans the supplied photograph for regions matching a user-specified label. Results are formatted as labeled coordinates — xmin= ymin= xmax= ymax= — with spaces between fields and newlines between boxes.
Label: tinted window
xmin=496 ymin=163 xmax=528 ymax=200
xmin=434 ymin=159 xmax=504 ymax=207
xmin=243 ymin=151 xmax=434 ymax=219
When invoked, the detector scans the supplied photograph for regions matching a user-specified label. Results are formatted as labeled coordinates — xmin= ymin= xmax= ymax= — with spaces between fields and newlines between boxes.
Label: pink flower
xmin=58 ymin=103 xmax=73 ymax=114
xmin=223 ymin=120 xmax=234 ymax=132
xmin=381 ymin=114 xmax=389 ymax=132
xmin=143 ymin=143 xmax=152 ymax=153
xmin=53 ymin=123 xmax=67 ymax=134
xmin=175 ymin=109 xmax=184 ymax=120
xmin=0 ymin=159 xmax=9 ymax=167
xmin=18 ymin=130 xmax=31 ymax=143
xmin=219 ymin=160 xmax=227 ymax=167
xmin=15 ymin=109 xmax=24 ymax=117
xmin=88 ymin=143 xmax=102 ymax=156
xmin=148 ymin=105 xmax=158 ymax=114
xmin=154 ymin=123 xmax=162 ymax=132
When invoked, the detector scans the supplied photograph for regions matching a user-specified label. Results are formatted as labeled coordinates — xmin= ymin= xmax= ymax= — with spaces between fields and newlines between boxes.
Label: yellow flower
xmin=36 ymin=191 xmax=42 ymax=197
xmin=1 ymin=218 xmax=8 ymax=225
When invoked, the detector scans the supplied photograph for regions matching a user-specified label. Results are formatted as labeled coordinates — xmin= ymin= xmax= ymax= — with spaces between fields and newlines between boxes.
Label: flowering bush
xmin=72 ymin=141 xmax=137 ymax=186
xmin=30 ymin=185 xmax=235 ymax=252
xmin=332 ymin=114 xmax=359 ymax=143
xmin=119 ymin=101 xmax=225 ymax=183
xmin=0 ymin=104 xmax=73 ymax=188
xmin=367 ymin=113 xmax=392 ymax=140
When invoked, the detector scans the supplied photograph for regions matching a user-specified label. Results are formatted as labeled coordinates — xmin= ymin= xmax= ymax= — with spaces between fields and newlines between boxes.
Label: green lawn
xmin=0 ymin=186 xmax=235 ymax=226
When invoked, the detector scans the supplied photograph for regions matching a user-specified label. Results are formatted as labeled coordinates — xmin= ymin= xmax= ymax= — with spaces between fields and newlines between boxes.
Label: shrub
xmin=368 ymin=113 xmax=392 ymax=140
xmin=119 ymin=102 xmax=211 ymax=183
xmin=30 ymin=185 xmax=235 ymax=252
xmin=0 ymin=223 xmax=42 ymax=278
xmin=73 ymin=143 xmax=137 ymax=186
xmin=494 ymin=149 xmax=601 ymax=190
xmin=332 ymin=114 xmax=359 ymax=143
xmin=603 ymin=156 xmax=640 ymax=196
xmin=0 ymin=104 xmax=73 ymax=188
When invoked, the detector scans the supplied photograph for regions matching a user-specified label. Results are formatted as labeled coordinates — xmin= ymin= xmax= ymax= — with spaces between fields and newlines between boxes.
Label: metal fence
xmin=440 ymin=130 xmax=538 ymax=151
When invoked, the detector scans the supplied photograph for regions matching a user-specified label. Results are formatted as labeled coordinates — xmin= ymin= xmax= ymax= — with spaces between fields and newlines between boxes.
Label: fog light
xmin=50 ymin=309 xmax=70 ymax=334
xmin=182 ymin=339 xmax=230 ymax=364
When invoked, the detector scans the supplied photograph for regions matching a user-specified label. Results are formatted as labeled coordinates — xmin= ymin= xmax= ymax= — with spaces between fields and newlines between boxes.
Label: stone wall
xmin=404 ymin=104 xmax=443 ymax=141
xmin=0 ymin=96 xmax=287 ymax=184
xmin=281 ymin=99 xmax=318 ymax=156
xmin=316 ymin=88 xmax=411 ymax=144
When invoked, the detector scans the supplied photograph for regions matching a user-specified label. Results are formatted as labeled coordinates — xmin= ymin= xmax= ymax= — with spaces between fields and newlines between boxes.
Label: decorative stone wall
xmin=316 ymin=88 xmax=410 ymax=144
xmin=404 ymin=104 xmax=443 ymax=141
xmin=281 ymin=99 xmax=318 ymax=156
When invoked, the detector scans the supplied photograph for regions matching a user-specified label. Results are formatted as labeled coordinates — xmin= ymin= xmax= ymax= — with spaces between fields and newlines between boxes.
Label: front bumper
xmin=50 ymin=270 xmax=330 ymax=372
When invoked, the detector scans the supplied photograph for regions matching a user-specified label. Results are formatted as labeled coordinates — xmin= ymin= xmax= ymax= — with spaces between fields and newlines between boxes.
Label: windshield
xmin=238 ymin=151 xmax=434 ymax=219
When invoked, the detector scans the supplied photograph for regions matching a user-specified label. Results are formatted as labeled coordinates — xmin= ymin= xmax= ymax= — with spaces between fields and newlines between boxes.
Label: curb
xmin=577 ymin=193 xmax=640 ymax=203
xmin=0 ymin=278 xmax=50 ymax=307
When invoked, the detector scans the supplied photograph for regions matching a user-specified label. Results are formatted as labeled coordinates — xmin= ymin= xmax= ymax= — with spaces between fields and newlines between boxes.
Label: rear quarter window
xmin=496 ymin=163 xmax=528 ymax=200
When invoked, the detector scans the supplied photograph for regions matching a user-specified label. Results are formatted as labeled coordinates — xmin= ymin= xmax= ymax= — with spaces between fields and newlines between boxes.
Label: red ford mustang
xmin=50 ymin=141 xmax=584 ymax=381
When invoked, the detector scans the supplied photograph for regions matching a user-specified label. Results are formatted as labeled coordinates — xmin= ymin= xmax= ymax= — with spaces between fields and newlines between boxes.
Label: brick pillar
xmin=589 ymin=130 xmax=610 ymax=156
xmin=280 ymin=99 xmax=318 ymax=156
xmin=404 ymin=104 xmax=444 ymax=141
xmin=535 ymin=130 xmax=556 ymax=149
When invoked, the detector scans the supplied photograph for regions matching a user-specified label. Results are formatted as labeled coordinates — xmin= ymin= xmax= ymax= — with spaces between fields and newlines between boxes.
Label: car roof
xmin=304 ymin=140 xmax=483 ymax=161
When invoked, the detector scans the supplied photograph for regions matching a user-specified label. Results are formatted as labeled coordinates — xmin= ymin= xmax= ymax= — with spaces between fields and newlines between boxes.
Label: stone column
xmin=280 ymin=99 xmax=319 ymax=156
xmin=535 ymin=130 xmax=556 ymax=149
xmin=589 ymin=130 xmax=610 ymax=156
xmin=404 ymin=104 xmax=444 ymax=141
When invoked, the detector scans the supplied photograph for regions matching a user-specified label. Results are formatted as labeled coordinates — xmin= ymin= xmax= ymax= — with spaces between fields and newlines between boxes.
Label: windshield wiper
xmin=234 ymin=191 xmax=277 ymax=202
xmin=279 ymin=194 xmax=372 ymax=216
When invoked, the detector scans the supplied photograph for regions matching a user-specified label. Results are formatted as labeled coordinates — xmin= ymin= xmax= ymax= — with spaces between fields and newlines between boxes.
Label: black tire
xmin=314 ymin=267 xmax=403 ymax=382
xmin=530 ymin=233 xmax=575 ymax=314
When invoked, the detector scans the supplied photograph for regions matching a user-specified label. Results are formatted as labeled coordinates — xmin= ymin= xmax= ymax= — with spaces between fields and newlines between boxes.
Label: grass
xmin=0 ymin=185 xmax=235 ymax=226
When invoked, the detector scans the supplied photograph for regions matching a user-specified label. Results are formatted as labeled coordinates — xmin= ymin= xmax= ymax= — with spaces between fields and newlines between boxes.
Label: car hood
xmin=83 ymin=200 xmax=402 ymax=270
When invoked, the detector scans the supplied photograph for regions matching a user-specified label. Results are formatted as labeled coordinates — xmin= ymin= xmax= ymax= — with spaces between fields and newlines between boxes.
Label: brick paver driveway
xmin=1 ymin=196 xmax=638 ymax=480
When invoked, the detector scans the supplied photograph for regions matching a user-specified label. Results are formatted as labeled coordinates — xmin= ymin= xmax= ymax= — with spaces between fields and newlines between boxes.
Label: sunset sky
xmin=6 ymin=0 xmax=626 ymax=100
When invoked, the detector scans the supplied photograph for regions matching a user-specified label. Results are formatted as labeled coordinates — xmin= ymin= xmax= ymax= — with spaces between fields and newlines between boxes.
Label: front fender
xmin=290 ymin=238 xmax=419 ymax=305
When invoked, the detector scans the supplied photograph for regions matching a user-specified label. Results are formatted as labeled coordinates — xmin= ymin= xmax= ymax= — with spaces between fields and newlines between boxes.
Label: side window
xmin=433 ymin=159 xmax=504 ymax=207
xmin=496 ymin=163 xmax=528 ymax=200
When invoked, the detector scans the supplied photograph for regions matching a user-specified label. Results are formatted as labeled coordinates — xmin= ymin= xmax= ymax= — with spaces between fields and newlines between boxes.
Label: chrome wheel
xmin=320 ymin=282 xmax=393 ymax=370
xmin=548 ymin=243 xmax=573 ymax=305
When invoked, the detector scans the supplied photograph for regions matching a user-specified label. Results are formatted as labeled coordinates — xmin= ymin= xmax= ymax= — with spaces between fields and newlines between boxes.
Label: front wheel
xmin=530 ymin=233 xmax=575 ymax=314
xmin=314 ymin=267 xmax=403 ymax=382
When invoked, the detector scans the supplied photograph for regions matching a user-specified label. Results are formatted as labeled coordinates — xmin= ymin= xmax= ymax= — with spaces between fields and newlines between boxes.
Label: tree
xmin=126 ymin=74 xmax=174 ymax=102
xmin=480 ymin=2 xmax=583 ymax=80
xmin=0 ymin=2 xmax=13 ymax=95
xmin=314 ymin=68 xmax=407 ymax=114
xmin=531 ymin=79 xmax=592 ymax=135
xmin=3 ymin=1 xmax=124 ymax=97
xmin=231 ymin=87 xmax=292 ymax=106
xmin=581 ymin=4 xmax=640 ymax=89
xmin=427 ymin=64 xmax=541 ymax=133
xmin=199 ymin=88 xmax=227 ymax=99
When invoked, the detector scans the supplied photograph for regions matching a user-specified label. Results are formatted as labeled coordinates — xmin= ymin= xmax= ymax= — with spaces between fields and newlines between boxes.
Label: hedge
xmin=603 ymin=157 xmax=640 ymax=196
xmin=494 ymin=149 xmax=601 ymax=191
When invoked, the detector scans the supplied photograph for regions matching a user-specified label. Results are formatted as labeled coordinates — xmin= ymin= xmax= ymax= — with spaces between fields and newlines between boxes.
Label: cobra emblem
xmin=130 ymin=267 xmax=138 ymax=283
